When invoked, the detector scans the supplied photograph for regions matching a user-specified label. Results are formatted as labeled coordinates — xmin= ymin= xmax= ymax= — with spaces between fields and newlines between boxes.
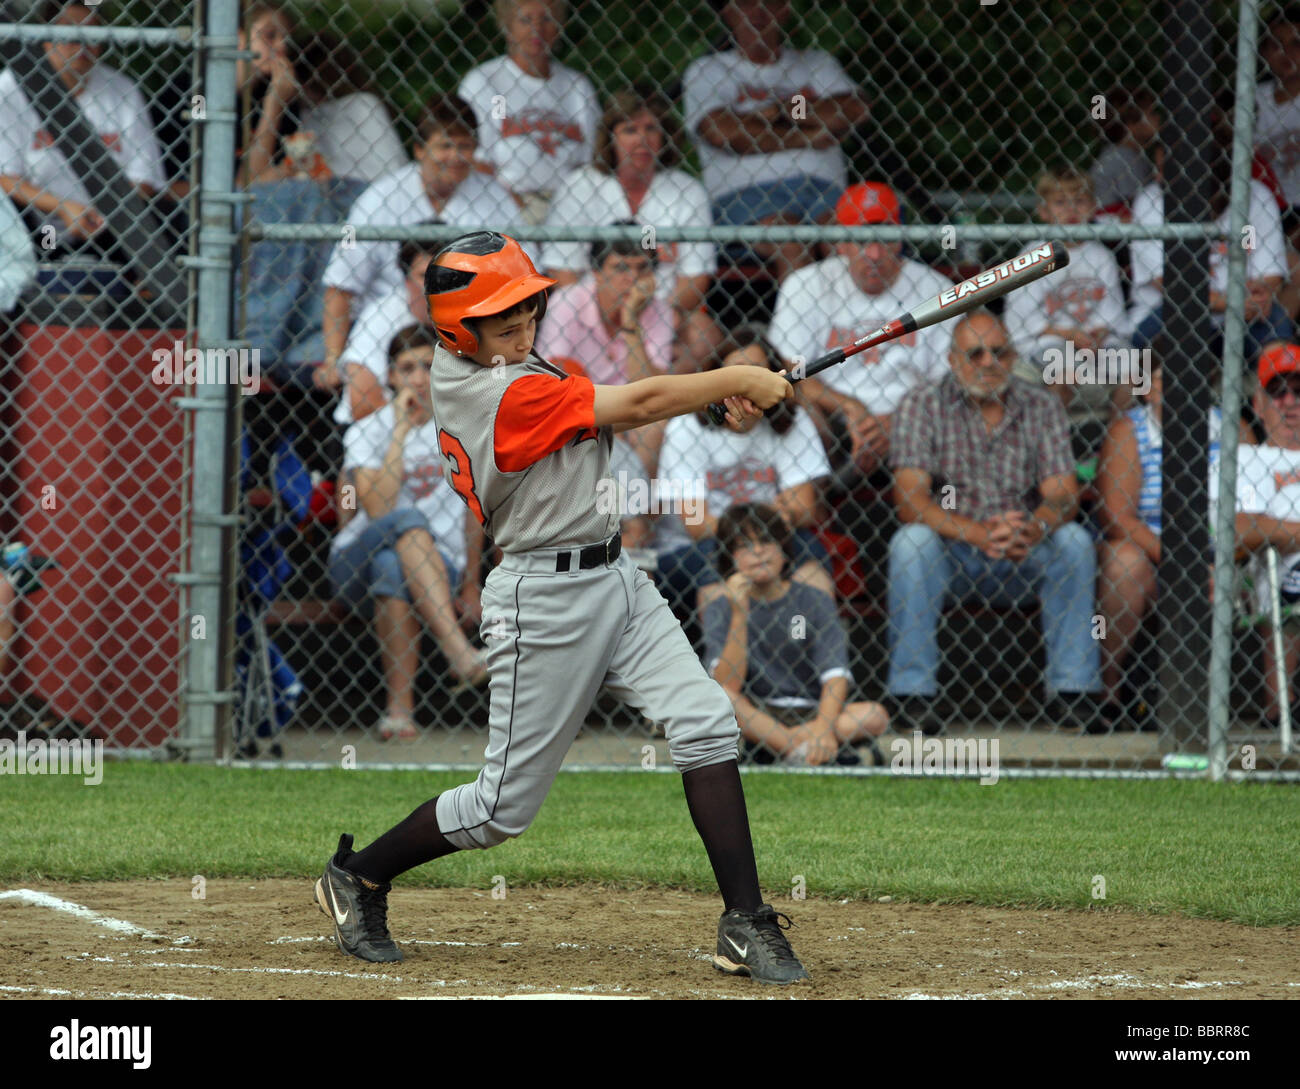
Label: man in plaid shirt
xmin=887 ymin=310 xmax=1101 ymax=734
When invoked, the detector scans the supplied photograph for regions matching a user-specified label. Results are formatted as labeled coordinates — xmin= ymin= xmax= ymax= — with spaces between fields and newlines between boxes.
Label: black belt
xmin=555 ymin=534 xmax=621 ymax=573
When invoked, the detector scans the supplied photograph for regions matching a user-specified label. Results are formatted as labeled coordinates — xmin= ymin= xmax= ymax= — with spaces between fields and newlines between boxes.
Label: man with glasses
xmin=886 ymin=310 xmax=1102 ymax=735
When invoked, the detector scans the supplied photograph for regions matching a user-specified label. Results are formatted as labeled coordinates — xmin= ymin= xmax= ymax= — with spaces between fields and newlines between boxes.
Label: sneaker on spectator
xmin=1047 ymin=693 xmax=1105 ymax=734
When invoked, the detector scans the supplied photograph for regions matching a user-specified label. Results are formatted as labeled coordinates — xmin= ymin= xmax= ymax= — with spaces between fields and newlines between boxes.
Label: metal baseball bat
xmin=706 ymin=240 xmax=1071 ymax=425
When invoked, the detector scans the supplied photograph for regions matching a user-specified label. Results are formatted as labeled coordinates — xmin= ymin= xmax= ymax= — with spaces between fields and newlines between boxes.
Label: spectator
xmin=0 ymin=0 xmax=166 ymax=253
xmin=1004 ymin=165 xmax=1129 ymax=455
xmin=1256 ymin=7 xmax=1300 ymax=223
xmin=1207 ymin=342 xmax=1300 ymax=730
xmin=888 ymin=310 xmax=1101 ymax=735
xmin=334 ymin=233 xmax=442 ymax=426
xmin=0 ymin=193 xmax=37 ymax=312
xmin=704 ymin=502 xmax=888 ymax=765
xmin=1088 ymin=86 xmax=1159 ymax=215
xmin=458 ymin=0 xmax=600 ymax=225
xmin=683 ymin=0 xmax=870 ymax=281
xmin=319 ymin=96 xmax=522 ymax=392
xmin=539 ymin=225 xmax=674 ymax=471
xmin=328 ymin=325 xmax=488 ymax=740
xmin=237 ymin=7 xmax=406 ymax=187
xmin=657 ymin=325 xmax=833 ymax=617
xmin=768 ymin=182 xmax=954 ymax=481
xmin=543 ymin=85 xmax=722 ymax=371
xmin=1129 ymin=139 xmax=1292 ymax=362
xmin=1095 ymin=354 xmax=1236 ymax=732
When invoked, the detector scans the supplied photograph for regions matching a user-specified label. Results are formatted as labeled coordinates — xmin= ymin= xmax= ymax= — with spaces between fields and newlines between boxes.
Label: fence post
xmin=1209 ymin=0 xmax=1263 ymax=781
xmin=178 ymin=0 xmax=242 ymax=760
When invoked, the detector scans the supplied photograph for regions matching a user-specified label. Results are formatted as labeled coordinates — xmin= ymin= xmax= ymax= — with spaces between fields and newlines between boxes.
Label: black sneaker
xmin=892 ymin=695 xmax=943 ymax=737
xmin=1048 ymin=694 xmax=1106 ymax=734
xmin=314 ymin=833 xmax=403 ymax=963
xmin=713 ymin=904 xmax=810 ymax=985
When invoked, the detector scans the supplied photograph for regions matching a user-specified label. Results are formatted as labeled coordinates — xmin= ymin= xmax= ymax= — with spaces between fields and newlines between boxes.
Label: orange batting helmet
xmin=425 ymin=231 xmax=556 ymax=355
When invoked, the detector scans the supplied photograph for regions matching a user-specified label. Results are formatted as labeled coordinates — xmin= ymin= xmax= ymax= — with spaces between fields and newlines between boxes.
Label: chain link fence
xmin=2 ymin=0 xmax=1298 ymax=778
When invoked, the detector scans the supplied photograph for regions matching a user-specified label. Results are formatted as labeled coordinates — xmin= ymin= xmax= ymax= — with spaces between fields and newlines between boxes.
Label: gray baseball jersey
xmin=427 ymin=343 xmax=739 ymax=852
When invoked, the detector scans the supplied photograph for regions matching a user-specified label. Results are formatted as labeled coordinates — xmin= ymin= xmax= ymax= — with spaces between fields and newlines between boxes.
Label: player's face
xmin=1039 ymin=185 xmax=1094 ymax=226
xmin=613 ymin=110 xmax=664 ymax=175
xmin=731 ymin=534 xmax=784 ymax=587
xmin=505 ymin=1 xmax=560 ymax=63
xmin=417 ymin=130 xmax=476 ymax=199
xmin=1258 ymin=371 xmax=1300 ymax=449
xmin=949 ymin=316 xmax=1015 ymax=401
xmin=473 ymin=307 xmax=538 ymax=367
xmin=44 ymin=4 xmax=100 ymax=84
xmin=838 ymin=240 xmax=902 ymax=296
xmin=390 ymin=347 xmax=435 ymax=409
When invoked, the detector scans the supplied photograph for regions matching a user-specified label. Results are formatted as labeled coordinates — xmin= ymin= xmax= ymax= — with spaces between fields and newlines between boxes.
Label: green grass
xmin=3 ymin=765 xmax=1297 ymax=926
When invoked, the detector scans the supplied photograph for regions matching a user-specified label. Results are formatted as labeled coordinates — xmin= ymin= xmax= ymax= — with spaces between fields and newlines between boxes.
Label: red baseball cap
xmin=1259 ymin=342 xmax=1300 ymax=386
xmin=835 ymin=182 xmax=901 ymax=226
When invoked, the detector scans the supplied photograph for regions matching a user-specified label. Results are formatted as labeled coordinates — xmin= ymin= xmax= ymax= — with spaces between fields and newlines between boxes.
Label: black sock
xmin=681 ymin=759 xmax=763 ymax=914
xmin=344 ymin=797 xmax=459 ymax=884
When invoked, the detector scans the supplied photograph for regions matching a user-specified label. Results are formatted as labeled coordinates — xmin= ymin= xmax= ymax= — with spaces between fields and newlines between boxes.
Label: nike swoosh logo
xmin=326 ymin=880 xmax=349 ymax=926
xmin=726 ymin=935 xmax=748 ymax=958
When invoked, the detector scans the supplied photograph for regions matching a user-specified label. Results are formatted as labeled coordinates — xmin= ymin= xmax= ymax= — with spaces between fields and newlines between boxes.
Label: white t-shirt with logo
xmin=1255 ymin=79 xmax=1300 ymax=206
xmin=458 ymin=55 xmax=599 ymax=196
xmin=682 ymin=47 xmax=853 ymax=199
xmin=1128 ymin=179 xmax=1286 ymax=327
xmin=1003 ymin=239 xmax=1129 ymax=354
xmin=541 ymin=165 xmax=715 ymax=300
xmin=768 ymin=256 xmax=954 ymax=416
xmin=0 ymin=65 xmax=165 ymax=231
xmin=300 ymin=92 xmax=408 ymax=184
xmin=1210 ymin=441 xmax=1300 ymax=609
xmin=334 ymin=290 xmax=425 ymax=425
xmin=656 ymin=407 xmax=829 ymax=550
xmin=333 ymin=404 xmax=468 ymax=575
xmin=322 ymin=162 xmax=524 ymax=308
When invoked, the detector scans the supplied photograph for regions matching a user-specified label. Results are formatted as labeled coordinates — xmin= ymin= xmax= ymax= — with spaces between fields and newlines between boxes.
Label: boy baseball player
xmin=316 ymin=231 xmax=810 ymax=985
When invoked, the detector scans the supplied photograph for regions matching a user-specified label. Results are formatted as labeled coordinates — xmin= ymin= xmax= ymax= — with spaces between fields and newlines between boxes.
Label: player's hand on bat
xmin=720 ymin=394 xmax=762 ymax=431
xmin=735 ymin=365 xmax=793 ymax=410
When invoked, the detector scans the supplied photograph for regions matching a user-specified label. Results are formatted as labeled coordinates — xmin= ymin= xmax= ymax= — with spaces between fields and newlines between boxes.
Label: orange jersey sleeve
xmin=494 ymin=372 xmax=598 ymax=473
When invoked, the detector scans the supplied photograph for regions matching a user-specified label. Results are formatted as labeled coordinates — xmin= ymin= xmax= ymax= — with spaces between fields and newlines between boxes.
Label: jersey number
xmin=438 ymin=430 xmax=486 ymax=525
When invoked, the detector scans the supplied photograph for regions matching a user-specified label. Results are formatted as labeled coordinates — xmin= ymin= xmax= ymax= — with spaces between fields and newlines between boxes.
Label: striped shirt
xmin=890 ymin=374 xmax=1074 ymax=522
xmin=1128 ymin=404 xmax=1223 ymax=537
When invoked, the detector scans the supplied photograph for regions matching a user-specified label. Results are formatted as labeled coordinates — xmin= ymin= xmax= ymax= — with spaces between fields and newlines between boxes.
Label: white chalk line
xmin=0 ymin=983 xmax=202 ymax=1000
xmin=400 ymin=994 xmax=646 ymax=1000
xmin=900 ymin=973 xmax=1251 ymax=1000
xmin=0 ymin=888 xmax=164 ymax=939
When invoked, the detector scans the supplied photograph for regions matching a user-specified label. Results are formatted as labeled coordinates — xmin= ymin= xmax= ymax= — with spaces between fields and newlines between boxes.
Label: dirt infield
xmin=3 ymin=880 xmax=1296 ymax=999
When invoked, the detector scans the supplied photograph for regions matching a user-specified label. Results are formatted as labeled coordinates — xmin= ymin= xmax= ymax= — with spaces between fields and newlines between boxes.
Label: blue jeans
xmin=711 ymin=175 xmax=843 ymax=226
xmin=887 ymin=523 xmax=1100 ymax=697
xmin=329 ymin=509 xmax=460 ymax=614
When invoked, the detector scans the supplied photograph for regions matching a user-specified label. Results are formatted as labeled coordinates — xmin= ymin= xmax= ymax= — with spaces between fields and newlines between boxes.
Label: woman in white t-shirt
xmin=543 ymin=86 xmax=723 ymax=370
xmin=458 ymin=0 xmax=600 ymax=225
xmin=329 ymin=325 xmax=487 ymax=740
xmin=656 ymin=325 xmax=835 ymax=618
xmin=237 ymin=6 xmax=406 ymax=187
